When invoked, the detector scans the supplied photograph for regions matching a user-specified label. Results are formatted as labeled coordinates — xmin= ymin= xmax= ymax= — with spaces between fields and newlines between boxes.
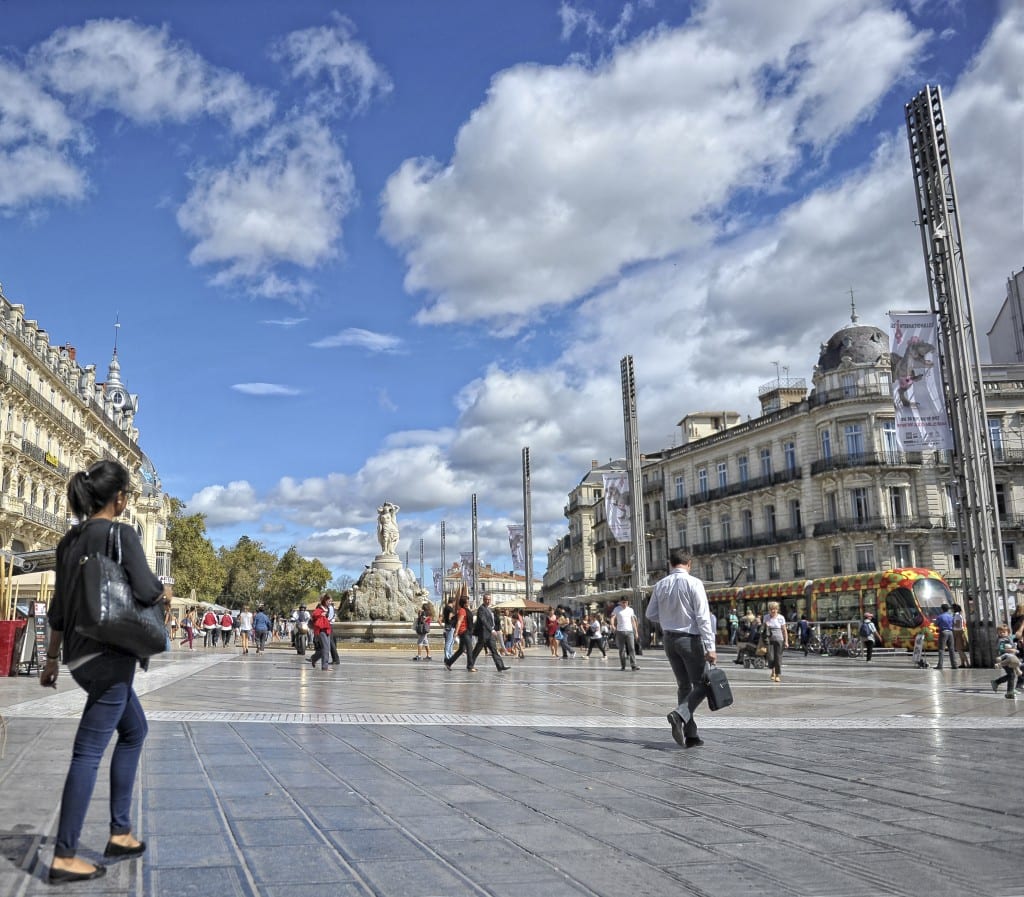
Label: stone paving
xmin=0 ymin=641 xmax=1022 ymax=897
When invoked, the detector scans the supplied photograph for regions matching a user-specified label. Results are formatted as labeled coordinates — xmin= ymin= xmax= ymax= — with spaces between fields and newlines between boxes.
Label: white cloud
xmin=310 ymin=328 xmax=403 ymax=352
xmin=29 ymin=18 xmax=274 ymax=133
xmin=261 ymin=317 xmax=308 ymax=327
xmin=187 ymin=481 xmax=263 ymax=527
xmin=380 ymin=0 xmax=927 ymax=330
xmin=177 ymin=114 xmax=356 ymax=294
xmin=0 ymin=62 xmax=87 ymax=211
xmin=273 ymin=14 xmax=392 ymax=114
xmin=231 ymin=382 xmax=302 ymax=396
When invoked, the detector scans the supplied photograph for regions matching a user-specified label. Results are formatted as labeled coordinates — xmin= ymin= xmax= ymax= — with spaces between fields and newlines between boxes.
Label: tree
xmin=264 ymin=546 xmax=332 ymax=615
xmin=218 ymin=536 xmax=277 ymax=609
xmin=166 ymin=498 xmax=224 ymax=601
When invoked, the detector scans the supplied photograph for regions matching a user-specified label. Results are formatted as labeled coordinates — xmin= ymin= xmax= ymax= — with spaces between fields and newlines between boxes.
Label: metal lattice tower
xmin=522 ymin=447 xmax=533 ymax=600
xmin=905 ymin=84 xmax=1008 ymax=665
xmin=620 ymin=356 xmax=649 ymax=639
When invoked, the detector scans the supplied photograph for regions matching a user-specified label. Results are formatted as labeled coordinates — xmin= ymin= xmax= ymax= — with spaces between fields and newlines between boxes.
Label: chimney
xmin=591 ymin=460 xmax=598 ymax=468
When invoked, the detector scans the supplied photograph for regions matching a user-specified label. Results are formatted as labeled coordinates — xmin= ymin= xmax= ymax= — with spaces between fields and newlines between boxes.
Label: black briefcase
xmin=704 ymin=663 xmax=734 ymax=711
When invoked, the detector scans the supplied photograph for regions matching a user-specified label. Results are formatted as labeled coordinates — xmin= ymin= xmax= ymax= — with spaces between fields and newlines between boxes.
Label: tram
xmin=706 ymin=568 xmax=954 ymax=649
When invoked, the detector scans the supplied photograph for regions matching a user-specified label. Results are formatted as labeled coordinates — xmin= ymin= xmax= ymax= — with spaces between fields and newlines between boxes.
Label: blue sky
xmin=0 ymin=0 xmax=1020 ymax=584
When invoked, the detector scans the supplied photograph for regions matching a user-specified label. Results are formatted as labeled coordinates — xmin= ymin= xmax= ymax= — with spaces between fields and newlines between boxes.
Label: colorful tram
xmin=706 ymin=568 xmax=954 ymax=649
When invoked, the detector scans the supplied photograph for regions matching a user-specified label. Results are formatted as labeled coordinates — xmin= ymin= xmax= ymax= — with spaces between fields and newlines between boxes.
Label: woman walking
xmin=764 ymin=601 xmax=789 ymax=682
xmin=179 ymin=607 xmax=196 ymax=650
xmin=444 ymin=596 xmax=476 ymax=672
xmin=40 ymin=460 xmax=163 ymax=883
xmin=237 ymin=605 xmax=253 ymax=655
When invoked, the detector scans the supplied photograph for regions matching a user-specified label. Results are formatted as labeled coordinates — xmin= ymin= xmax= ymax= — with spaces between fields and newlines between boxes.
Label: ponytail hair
xmin=66 ymin=460 xmax=130 ymax=519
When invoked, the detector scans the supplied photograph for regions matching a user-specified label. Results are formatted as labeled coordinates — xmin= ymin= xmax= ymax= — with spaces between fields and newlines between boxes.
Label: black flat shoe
xmin=104 ymin=839 xmax=146 ymax=858
xmin=49 ymin=864 xmax=107 ymax=884
xmin=684 ymin=736 xmax=704 ymax=748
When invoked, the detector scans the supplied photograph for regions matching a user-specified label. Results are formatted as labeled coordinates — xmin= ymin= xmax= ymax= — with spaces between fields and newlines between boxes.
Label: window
xmin=746 ymin=558 xmax=756 ymax=580
xmin=792 ymin=551 xmax=805 ymax=576
xmin=841 ymin=373 xmax=857 ymax=398
xmin=704 ymin=563 xmax=715 ymax=582
xmin=996 ymin=483 xmax=1008 ymax=518
xmin=844 ymin=423 xmax=864 ymax=458
xmin=821 ymin=429 xmax=832 ymax=460
xmin=677 ymin=528 xmax=688 ymax=549
xmin=759 ymin=447 xmax=772 ymax=478
xmin=826 ymin=491 xmax=839 ymax=522
xmin=738 ymin=455 xmax=749 ymax=483
xmin=893 ymin=542 xmax=912 ymax=567
xmin=831 ymin=545 xmax=843 ymax=574
xmin=850 ymin=487 xmax=870 ymax=523
xmin=881 ymin=420 xmax=900 ymax=458
xmin=741 ymin=509 xmax=753 ymax=539
xmin=886 ymin=586 xmax=922 ymax=628
xmin=698 ymin=468 xmax=708 ymax=497
xmin=674 ymin=475 xmax=685 ymax=500
xmin=888 ymin=486 xmax=909 ymax=524
xmin=1004 ymin=542 xmax=1018 ymax=568
xmin=764 ymin=504 xmax=776 ymax=538
xmin=855 ymin=544 xmax=876 ymax=572
xmin=789 ymin=499 xmax=802 ymax=532
xmin=721 ymin=514 xmax=732 ymax=542
xmin=990 ymin=418 xmax=1005 ymax=461
xmin=717 ymin=462 xmax=728 ymax=489
xmin=784 ymin=441 xmax=796 ymax=471
xmin=700 ymin=518 xmax=711 ymax=545
xmin=768 ymin=556 xmax=780 ymax=579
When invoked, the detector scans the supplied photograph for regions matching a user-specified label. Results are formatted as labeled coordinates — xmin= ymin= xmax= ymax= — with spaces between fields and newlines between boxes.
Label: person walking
xmin=471 ymin=595 xmax=510 ymax=672
xmin=441 ymin=597 xmax=457 ymax=661
xmin=586 ymin=615 xmax=607 ymax=657
xmin=40 ymin=460 xmax=162 ymax=883
xmin=219 ymin=610 xmax=233 ymax=648
xmin=764 ymin=601 xmax=788 ymax=682
xmin=797 ymin=615 xmax=812 ymax=656
xmin=860 ymin=612 xmax=880 ymax=662
xmin=992 ymin=624 xmax=1020 ymax=699
xmin=952 ymin=603 xmax=970 ymax=668
xmin=645 ymin=550 xmax=716 ymax=748
xmin=935 ymin=603 xmax=957 ymax=669
xmin=237 ymin=606 xmax=253 ymax=655
xmin=546 ymin=609 xmax=560 ymax=658
xmin=612 ymin=596 xmax=639 ymax=671
xmin=252 ymin=605 xmax=272 ymax=655
xmin=445 ymin=596 xmax=476 ymax=672
xmin=201 ymin=607 xmax=218 ymax=647
xmin=310 ymin=594 xmax=334 ymax=671
xmin=413 ymin=602 xmax=433 ymax=661
xmin=179 ymin=607 xmax=197 ymax=651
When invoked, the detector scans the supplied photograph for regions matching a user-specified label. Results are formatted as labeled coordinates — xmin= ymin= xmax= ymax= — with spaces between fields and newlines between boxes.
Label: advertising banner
xmin=507 ymin=524 xmax=525 ymax=572
xmin=889 ymin=313 xmax=953 ymax=450
xmin=602 ymin=471 xmax=632 ymax=543
xmin=432 ymin=568 xmax=443 ymax=597
xmin=460 ymin=551 xmax=475 ymax=593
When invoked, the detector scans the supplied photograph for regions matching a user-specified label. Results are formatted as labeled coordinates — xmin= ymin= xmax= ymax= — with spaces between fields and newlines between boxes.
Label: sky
xmin=0 ymin=0 xmax=1021 ymax=587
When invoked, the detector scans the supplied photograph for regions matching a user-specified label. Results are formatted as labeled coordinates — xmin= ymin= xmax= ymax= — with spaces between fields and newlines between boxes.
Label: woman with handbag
xmin=40 ymin=460 xmax=164 ymax=884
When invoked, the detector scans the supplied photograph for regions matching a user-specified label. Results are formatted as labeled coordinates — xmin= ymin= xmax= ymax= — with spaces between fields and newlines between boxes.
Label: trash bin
xmin=0 ymin=620 xmax=27 ymax=677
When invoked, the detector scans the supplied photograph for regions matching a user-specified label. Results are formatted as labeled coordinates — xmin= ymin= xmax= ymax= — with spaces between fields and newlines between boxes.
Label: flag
xmin=508 ymin=524 xmax=525 ymax=572
xmin=432 ymin=568 xmax=443 ymax=597
xmin=603 ymin=471 xmax=631 ymax=542
xmin=889 ymin=312 xmax=952 ymax=450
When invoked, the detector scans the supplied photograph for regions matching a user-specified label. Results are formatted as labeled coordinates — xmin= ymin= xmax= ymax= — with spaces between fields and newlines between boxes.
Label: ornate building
xmin=0 ymin=283 xmax=172 ymax=604
xmin=542 ymin=314 xmax=1024 ymax=610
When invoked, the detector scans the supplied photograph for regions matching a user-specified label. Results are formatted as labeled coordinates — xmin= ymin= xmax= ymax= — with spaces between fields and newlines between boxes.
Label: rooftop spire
xmin=849 ymin=287 xmax=859 ymax=324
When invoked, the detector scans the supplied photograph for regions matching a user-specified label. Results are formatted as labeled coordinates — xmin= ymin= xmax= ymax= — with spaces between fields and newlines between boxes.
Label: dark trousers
xmin=587 ymin=636 xmax=606 ymax=657
xmin=767 ymin=638 xmax=784 ymax=675
xmin=56 ymin=659 xmax=147 ymax=858
xmin=864 ymin=636 xmax=874 ymax=662
xmin=663 ymin=632 xmax=709 ymax=739
xmin=472 ymin=633 xmax=507 ymax=670
xmin=615 ymin=631 xmax=636 ymax=668
xmin=310 ymin=637 xmax=339 ymax=666
xmin=447 ymin=633 xmax=474 ymax=669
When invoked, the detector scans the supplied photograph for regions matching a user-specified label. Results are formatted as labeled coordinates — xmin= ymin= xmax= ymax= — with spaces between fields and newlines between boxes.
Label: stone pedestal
xmin=371 ymin=553 xmax=402 ymax=572
xmin=334 ymin=621 xmax=426 ymax=644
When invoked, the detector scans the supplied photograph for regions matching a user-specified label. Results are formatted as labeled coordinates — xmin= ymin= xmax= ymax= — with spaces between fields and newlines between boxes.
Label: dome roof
xmin=817 ymin=324 xmax=888 ymax=372
xmin=138 ymin=452 xmax=161 ymax=497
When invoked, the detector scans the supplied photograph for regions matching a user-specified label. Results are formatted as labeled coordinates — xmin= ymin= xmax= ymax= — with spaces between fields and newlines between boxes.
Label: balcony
xmin=642 ymin=476 xmax=663 ymax=494
xmin=5 ymin=434 xmax=71 ymax=480
xmin=811 ymin=450 xmax=923 ymax=475
xmin=808 ymin=383 xmax=888 ymax=407
xmin=813 ymin=515 xmax=938 ymax=536
xmin=666 ymin=496 xmax=688 ymax=512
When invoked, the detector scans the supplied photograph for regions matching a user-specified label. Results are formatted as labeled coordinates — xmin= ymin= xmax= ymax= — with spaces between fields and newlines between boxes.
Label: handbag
xmin=74 ymin=523 xmax=167 ymax=659
xmin=703 ymin=662 xmax=734 ymax=712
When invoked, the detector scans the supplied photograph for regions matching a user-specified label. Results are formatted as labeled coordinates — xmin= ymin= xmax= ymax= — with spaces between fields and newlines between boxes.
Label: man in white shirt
xmin=646 ymin=550 xmax=717 ymax=748
xmin=611 ymin=596 xmax=640 ymax=671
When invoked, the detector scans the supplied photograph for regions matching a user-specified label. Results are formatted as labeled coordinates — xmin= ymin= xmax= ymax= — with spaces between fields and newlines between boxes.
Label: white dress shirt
xmin=645 ymin=566 xmax=715 ymax=653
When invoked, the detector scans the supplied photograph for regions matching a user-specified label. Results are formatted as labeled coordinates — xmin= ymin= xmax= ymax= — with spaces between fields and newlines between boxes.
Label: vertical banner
xmin=460 ymin=551 xmax=475 ymax=593
xmin=508 ymin=524 xmax=526 ymax=572
xmin=432 ymin=568 xmax=443 ymax=597
xmin=889 ymin=313 xmax=953 ymax=450
xmin=603 ymin=471 xmax=632 ymax=543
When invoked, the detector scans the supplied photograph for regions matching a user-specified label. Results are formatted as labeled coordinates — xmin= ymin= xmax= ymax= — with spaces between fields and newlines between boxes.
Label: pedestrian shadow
xmin=0 ymin=827 xmax=49 ymax=879
xmin=535 ymin=729 xmax=681 ymax=752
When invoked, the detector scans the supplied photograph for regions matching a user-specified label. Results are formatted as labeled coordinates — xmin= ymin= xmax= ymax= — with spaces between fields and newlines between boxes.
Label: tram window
xmin=912 ymin=578 xmax=952 ymax=618
xmin=835 ymin=590 xmax=861 ymax=620
xmin=886 ymin=587 xmax=922 ymax=628
xmin=817 ymin=595 xmax=839 ymax=622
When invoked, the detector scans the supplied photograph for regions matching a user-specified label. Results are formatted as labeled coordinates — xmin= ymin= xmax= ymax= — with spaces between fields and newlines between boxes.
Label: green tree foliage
xmin=166 ymin=498 xmax=224 ymax=601
xmin=218 ymin=536 xmax=277 ymax=609
xmin=264 ymin=546 xmax=332 ymax=616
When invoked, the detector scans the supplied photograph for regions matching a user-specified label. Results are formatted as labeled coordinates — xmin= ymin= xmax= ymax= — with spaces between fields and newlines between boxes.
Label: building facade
xmin=0 ymin=283 xmax=172 ymax=607
xmin=542 ymin=315 xmax=1024 ymax=609
xmin=988 ymin=267 xmax=1024 ymax=364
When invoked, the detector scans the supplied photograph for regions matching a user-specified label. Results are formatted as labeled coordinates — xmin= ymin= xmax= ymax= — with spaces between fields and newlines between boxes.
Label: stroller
xmin=734 ymin=624 xmax=767 ymax=669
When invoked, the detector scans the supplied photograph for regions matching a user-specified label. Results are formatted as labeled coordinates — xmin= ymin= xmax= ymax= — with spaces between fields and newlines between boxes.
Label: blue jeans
xmin=663 ymin=631 xmax=710 ymax=739
xmin=444 ymin=627 xmax=456 ymax=659
xmin=56 ymin=658 xmax=147 ymax=857
xmin=317 ymin=631 xmax=332 ymax=669
xmin=936 ymin=630 xmax=956 ymax=668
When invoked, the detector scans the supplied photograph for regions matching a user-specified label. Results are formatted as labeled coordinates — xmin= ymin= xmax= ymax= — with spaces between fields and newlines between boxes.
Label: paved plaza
xmin=0 ymin=642 xmax=1021 ymax=897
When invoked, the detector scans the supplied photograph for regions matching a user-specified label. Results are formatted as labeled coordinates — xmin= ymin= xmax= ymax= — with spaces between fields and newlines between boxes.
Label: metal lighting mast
xmin=620 ymin=355 xmax=649 ymax=643
xmin=440 ymin=520 xmax=446 ymax=601
xmin=905 ymin=84 xmax=1008 ymax=666
xmin=471 ymin=493 xmax=479 ymax=607
xmin=522 ymin=447 xmax=534 ymax=601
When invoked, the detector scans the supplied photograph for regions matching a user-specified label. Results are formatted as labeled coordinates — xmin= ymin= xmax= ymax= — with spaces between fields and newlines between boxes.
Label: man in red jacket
xmin=311 ymin=595 xmax=334 ymax=671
